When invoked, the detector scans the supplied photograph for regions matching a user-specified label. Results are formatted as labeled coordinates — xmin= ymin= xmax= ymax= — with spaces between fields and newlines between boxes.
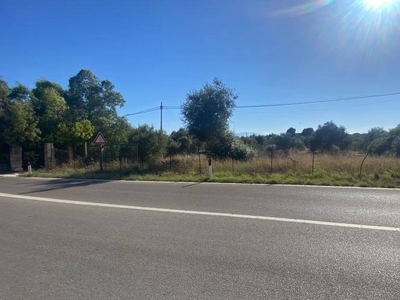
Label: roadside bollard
xmin=208 ymin=158 xmax=212 ymax=177
xmin=27 ymin=161 xmax=32 ymax=174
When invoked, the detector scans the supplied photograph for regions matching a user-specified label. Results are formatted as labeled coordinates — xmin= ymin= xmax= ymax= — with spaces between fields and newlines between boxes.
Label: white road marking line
xmin=0 ymin=192 xmax=399 ymax=232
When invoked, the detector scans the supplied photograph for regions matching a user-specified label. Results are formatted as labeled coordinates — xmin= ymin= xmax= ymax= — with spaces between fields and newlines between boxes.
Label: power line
xmin=123 ymin=106 xmax=159 ymax=117
xmin=235 ymin=92 xmax=400 ymax=108
xmin=122 ymin=91 xmax=400 ymax=116
xmin=239 ymin=98 xmax=400 ymax=115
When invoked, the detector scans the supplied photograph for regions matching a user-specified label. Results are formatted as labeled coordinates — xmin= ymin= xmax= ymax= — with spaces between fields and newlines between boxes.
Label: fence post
xmin=198 ymin=152 xmax=202 ymax=174
xmin=44 ymin=143 xmax=54 ymax=170
xmin=312 ymin=151 xmax=315 ymax=174
xmin=27 ymin=161 xmax=32 ymax=174
xmin=9 ymin=145 xmax=23 ymax=172
xmin=68 ymin=146 xmax=73 ymax=165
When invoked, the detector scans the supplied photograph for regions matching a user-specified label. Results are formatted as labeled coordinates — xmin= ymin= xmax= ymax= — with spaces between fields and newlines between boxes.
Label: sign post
xmin=93 ymin=132 xmax=107 ymax=172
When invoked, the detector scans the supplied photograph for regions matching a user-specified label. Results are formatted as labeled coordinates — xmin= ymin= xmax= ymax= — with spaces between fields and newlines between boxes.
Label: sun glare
xmin=362 ymin=0 xmax=397 ymax=11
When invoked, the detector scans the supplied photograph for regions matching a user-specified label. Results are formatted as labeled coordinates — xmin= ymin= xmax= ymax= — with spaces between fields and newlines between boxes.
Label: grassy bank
xmin=21 ymin=152 xmax=400 ymax=188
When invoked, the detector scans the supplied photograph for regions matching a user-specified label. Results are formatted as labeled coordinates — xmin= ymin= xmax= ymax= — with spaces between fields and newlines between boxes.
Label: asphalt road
xmin=0 ymin=177 xmax=399 ymax=299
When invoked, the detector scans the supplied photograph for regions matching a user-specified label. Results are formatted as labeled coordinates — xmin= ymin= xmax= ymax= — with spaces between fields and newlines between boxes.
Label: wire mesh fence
xmin=1 ymin=142 xmax=398 ymax=178
xmin=51 ymin=144 xmax=143 ymax=171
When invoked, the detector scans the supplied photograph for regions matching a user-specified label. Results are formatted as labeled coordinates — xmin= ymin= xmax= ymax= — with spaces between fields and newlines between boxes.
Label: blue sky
xmin=1 ymin=0 xmax=400 ymax=135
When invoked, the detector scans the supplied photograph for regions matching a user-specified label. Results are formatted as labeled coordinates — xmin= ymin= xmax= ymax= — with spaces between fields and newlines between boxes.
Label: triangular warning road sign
xmin=93 ymin=132 xmax=107 ymax=145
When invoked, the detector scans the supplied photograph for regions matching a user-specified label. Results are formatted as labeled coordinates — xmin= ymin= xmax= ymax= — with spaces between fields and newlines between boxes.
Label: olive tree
xmin=181 ymin=78 xmax=237 ymax=145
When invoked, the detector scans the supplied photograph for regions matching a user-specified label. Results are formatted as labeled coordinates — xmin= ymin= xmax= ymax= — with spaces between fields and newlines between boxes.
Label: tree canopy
xmin=181 ymin=78 xmax=237 ymax=144
xmin=1 ymin=71 xmax=400 ymax=169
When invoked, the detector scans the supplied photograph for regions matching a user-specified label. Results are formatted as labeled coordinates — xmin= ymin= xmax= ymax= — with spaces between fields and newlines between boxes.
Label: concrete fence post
xmin=9 ymin=145 xmax=23 ymax=172
xmin=44 ymin=143 xmax=55 ymax=170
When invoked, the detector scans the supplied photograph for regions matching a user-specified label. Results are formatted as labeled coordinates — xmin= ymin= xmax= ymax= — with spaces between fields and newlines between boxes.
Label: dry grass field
xmin=25 ymin=151 xmax=400 ymax=188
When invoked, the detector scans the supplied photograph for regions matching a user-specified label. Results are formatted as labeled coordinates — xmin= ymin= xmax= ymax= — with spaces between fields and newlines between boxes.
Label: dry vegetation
xmin=25 ymin=151 xmax=400 ymax=188
xmin=163 ymin=151 xmax=398 ymax=174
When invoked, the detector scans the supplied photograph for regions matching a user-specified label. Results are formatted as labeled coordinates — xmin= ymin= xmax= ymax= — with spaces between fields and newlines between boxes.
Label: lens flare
xmin=270 ymin=0 xmax=335 ymax=17
xmin=362 ymin=0 xmax=397 ymax=11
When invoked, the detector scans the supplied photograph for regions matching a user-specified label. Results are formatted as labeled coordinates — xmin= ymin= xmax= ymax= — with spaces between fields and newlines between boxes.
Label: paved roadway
xmin=0 ymin=177 xmax=399 ymax=299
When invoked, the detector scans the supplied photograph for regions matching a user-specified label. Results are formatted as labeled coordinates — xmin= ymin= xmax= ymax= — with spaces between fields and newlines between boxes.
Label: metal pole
xmin=160 ymin=102 xmax=163 ymax=131
xmin=199 ymin=152 xmax=201 ymax=174
xmin=312 ymin=151 xmax=315 ymax=174
xmin=270 ymin=150 xmax=273 ymax=173
xmin=99 ymin=145 xmax=103 ymax=172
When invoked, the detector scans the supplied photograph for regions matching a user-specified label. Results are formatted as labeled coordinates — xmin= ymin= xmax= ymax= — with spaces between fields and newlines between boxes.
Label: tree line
xmin=241 ymin=122 xmax=400 ymax=157
xmin=1 ymin=72 xmax=399 ymax=168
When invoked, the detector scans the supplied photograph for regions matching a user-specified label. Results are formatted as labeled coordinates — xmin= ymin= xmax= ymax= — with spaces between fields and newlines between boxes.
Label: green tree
xmin=391 ymin=136 xmax=400 ymax=157
xmin=0 ymin=82 xmax=40 ymax=146
xmin=181 ymin=78 xmax=237 ymax=144
xmin=9 ymin=83 xmax=31 ymax=103
xmin=241 ymin=135 xmax=262 ymax=151
xmin=67 ymin=69 xmax=125 ymax=130
xmin=0 ymin=79 xmax=9 ymax=155
xmin=166 ymin=138 xmax=181 ymax=158
xmin=127 ymin=125 xmax=168 ymax=162
xmin=300 ymin=127 xmax=315 ymax=148
xmin=2 ymin=98 xmax=40 ymax=146
xmin=309 ymin=133 xmax=320 ymax=153
xmin=313 ymin=121 xmax=349 ymax=152
xmin=32 ymin=79 xmax=65 ymax=99
xmin=32 ymin=80 xmax=68 ymax=142
xmin=368 ymin=127 xmax=386 ymax=142
xmin=388 ymin=125 xmax=400 ymax=156
xmin=228 ymin=135 xmax=256 ymax=160
xmin=275 ymin=133 xmax=292 ymax=153
xmin=286 ymin=127 xmax=296 ymax=136
xmin=0 ymin=78 xmax=10 ymax=114
xmin=369 ymin=137 xmax=390 ymax=155
xmin=368 ymin=125 xmax=399 ymax=156
xmin=54 ymin=120 xmax=95 ymax=147
xmin=348 ymin=133 xmax=368 ymax=152
xmin=170 ymin=128 xmax=199 ymax=154
xmin=301 ymin=127 xmax=314 ymax=137
xmin=106 ymin=117 xmax=133 ymax=145
xmin=208 ymin=131 xmax=256 ymax=160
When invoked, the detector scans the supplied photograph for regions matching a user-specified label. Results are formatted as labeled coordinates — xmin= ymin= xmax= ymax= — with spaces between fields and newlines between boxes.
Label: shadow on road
xmin=181 ymin=182 xmax=203 ymax=188
xmin=19 ymin=178 xmax=110 ymax=195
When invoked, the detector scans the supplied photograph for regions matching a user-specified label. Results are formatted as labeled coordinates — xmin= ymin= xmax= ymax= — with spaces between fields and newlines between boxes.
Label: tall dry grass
xmin=57 ymin=151 xmax=400 ymax=177
xmin=29 ymin=151 xmax=400 ymax=187
xmin=167 ymin=151 xmax=400 ymax=176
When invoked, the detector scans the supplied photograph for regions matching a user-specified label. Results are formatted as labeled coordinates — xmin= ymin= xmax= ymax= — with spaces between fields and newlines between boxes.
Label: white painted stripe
xmin=0 ymin=192 xmax=399 ymax=232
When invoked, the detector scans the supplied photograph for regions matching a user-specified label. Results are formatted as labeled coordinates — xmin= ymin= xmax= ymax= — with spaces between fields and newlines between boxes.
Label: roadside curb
xmin=0 ymin=173 xmax=20 ymax=178
xmin=6 ymin=175 xmax=400 ymax=191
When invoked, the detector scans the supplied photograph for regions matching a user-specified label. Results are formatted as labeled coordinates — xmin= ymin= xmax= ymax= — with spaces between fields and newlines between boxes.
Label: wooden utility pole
xmin=160 ymin=102 xmax=163 ymax=131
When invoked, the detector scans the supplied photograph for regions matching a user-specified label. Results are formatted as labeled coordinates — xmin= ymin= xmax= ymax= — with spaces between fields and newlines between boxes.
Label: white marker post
xmin=208 ymin=158 xmax=213 ymax=177
xmin=27 ymin=161 xmax=32 ymax=174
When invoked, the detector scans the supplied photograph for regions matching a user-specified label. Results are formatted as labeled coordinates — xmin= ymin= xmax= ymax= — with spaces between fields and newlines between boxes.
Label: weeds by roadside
xmin=21 ymin=152 xmax=400 ymax=188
